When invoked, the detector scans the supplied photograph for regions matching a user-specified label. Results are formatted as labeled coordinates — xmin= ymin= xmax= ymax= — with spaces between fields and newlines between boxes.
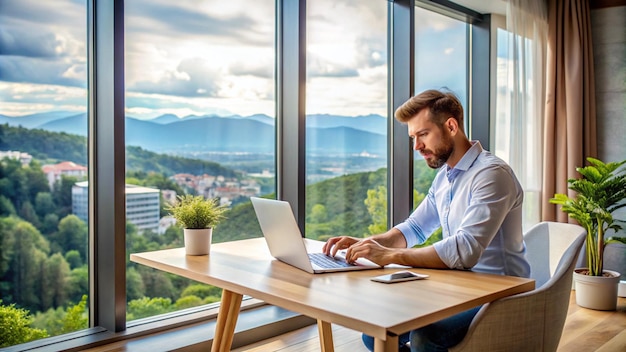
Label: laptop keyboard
xmin=308 ymin=253 xmax=353 ymax=268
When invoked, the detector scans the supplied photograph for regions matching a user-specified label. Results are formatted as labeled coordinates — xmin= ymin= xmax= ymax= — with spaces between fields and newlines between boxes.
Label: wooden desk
xmin=130 ymin=238 xmax=534 ymax=352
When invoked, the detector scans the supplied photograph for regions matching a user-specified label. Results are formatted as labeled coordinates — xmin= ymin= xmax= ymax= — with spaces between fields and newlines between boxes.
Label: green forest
xmin=0 ymin=123 xmax=438 ymax=347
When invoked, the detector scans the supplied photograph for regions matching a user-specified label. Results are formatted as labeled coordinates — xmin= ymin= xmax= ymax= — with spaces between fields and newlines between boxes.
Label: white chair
xmin=449 ymin=221 xmax=586 ymax=352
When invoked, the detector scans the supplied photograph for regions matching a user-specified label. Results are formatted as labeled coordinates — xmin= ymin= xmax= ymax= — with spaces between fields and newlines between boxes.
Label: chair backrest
xmin=449 ymin=221 xmax=586 ymax=352
xmin=524 ymin=221 xmax=586 ymax=288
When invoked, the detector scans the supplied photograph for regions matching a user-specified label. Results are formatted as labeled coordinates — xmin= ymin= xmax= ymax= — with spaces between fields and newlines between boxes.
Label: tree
xmin=126 ymin=267 xmax=145 ymax=301
xmin=172 ymin=273 xmax=230 ymax=309
xmin=174 ymin=295 xmax=203 ymax=310
xmin=0 ymin=195 xmax=16 ymax=216
xmin=52 ymin=175 xmax=78 ymax=218
xmin=34 ymin=192 xmax=56 ymax=219
xmin=23 ymin=160 xmax=50 ymax=201
xmin=180 ymin=284 xmax=221 ymax=300
xmin=127 ymin=297 xmax=172 ymax=321
xmin=66 ymin=266 xmax=89 ymax=305
xmin=162 ymin=226 xmax=183 ymax=247
xmin=31 ymin=295 xmax=88 ymax=336
xmin=41 ymin=253 xmax=70 ymax=310
xmin=61 ymin=295 xmax=88 ymax=333
xmin=3 ymin=218 xmax=50 ymax=311
xmin=40 ymin=213 xmax=59 ymax=236
xmin=0 ymin=300 xmax=48 ymax=347
xmin=138 ymin=268 xmax=177 ymax=300
xmin=19 ymin=201 xmax=40 ymax=228
xmin=364 ymin=186 xmax=387 ymax=235
xmin=308 ymin=204 xmax=328 ymax=223
xmin=0 ymin=158 xmax=24 ymax=207
xmin=64 ymin=250 xmax=82 ymax=269
xmin=55 ymin=215 xmax=87 ymax=261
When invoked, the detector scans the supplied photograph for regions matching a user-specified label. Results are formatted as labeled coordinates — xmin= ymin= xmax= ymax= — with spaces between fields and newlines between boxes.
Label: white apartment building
xmin=42 ymin=161 xmax=88 ymax=189
xmin=72 ymin=181 xmax=161 ymax=233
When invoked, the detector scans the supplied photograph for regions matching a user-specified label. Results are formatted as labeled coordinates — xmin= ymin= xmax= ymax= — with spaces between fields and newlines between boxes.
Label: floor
xmin=233 ymin=291 xmax=626 ymax=352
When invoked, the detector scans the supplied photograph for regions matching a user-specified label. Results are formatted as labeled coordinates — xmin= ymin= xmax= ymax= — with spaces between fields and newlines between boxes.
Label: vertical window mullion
xmin=88 ymin=0 xmax=126 ymax=332
xmin=469 ymin=15 xmax=491 ymax=147
xmin=276 ymin=0 xmax=306 ymax=229
xmin=389 ymin=0 xmax=415 ymax=226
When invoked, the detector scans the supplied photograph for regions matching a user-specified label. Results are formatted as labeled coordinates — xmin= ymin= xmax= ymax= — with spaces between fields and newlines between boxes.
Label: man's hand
xmin=344 ymin=238 xmax=393 ymax=266
xmin=322 ymin=236 xmax=361 ymax=257
xmin=323 ymin=237 xmax=395 ymax=266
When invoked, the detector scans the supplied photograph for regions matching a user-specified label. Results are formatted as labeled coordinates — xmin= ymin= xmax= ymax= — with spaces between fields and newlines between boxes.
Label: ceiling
xmin=448 ymin=0 xmax=507 ymax=16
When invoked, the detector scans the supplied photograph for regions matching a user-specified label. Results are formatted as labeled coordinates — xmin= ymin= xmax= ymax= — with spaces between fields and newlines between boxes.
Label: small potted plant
xmin=166 ymin=194 xmax=227 ymax=255
xmin=550 ymin=157 xmax=626 ymax=310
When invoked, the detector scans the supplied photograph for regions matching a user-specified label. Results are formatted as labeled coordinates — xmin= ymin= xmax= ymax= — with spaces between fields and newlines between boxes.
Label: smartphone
xmin=371 ymin=270 xmax=429 ymax=283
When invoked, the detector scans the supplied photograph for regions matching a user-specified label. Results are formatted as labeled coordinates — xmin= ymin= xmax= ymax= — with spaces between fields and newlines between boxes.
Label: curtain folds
xmin=541 ymin=0 xmax=597 ymax=222
xmin=504 ymin=0 xmax=548 ymax=229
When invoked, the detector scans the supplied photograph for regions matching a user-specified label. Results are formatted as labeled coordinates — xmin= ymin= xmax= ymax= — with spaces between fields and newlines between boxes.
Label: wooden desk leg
xmin=374 ymin=334 xmax=398 ymax=352
xmin=211 ymin=289 xmax=243 ymax=352
xmin=317 ymin=319 xmax=334 ymax=352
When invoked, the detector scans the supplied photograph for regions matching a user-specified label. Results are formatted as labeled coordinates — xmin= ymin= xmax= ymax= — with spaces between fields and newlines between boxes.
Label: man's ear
xmin=446 ymin=117 xmax=458 ymax=135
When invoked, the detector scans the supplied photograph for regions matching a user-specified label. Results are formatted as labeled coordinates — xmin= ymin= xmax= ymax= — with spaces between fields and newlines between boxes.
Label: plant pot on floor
xmin=184 ymin=228 xmax=213 ymax=255
xmin=573 ymin=268 xmax=621 ymax=310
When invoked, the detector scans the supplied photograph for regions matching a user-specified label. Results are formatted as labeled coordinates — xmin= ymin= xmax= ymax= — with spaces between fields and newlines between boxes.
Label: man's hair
xmin=394 ymin=89 xmax=464 ymax=131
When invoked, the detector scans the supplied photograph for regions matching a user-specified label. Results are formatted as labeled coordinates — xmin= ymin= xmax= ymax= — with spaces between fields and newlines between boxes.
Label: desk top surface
xmin=131 ymin=237 xmax=535 ymax=339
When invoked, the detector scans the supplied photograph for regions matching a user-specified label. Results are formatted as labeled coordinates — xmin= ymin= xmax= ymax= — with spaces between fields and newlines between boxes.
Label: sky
xmin=0 ymin=0 xmax=466 ymax=120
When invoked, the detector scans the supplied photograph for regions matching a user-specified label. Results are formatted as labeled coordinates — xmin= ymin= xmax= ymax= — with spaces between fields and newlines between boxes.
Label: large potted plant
xmin=166 ymin=194 xmax=227 ymax=255
xmin=550 ymin=157 xmax=626 ymax=310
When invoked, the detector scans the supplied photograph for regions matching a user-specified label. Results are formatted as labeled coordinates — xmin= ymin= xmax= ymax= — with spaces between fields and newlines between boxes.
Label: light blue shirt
xmin=395 ymin=141 xmax=531 ymax=278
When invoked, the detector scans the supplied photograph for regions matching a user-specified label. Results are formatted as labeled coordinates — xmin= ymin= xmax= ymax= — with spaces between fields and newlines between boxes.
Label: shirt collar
xmin=445 ymin=141 xmax=483 ymax=182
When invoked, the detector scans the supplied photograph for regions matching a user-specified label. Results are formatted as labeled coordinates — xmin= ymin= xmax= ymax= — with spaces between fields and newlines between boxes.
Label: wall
xmin=592 ymin=5 xmax=626 ymax=239
xmin=591 ymin=5 xmax=626 ymax=278
xmin=592 ymin=5 xmax=626 ymax=163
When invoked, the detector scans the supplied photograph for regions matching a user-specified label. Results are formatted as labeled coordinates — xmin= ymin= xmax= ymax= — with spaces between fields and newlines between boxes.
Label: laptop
xmin=250 ymin=197 xmax=381 ymax=274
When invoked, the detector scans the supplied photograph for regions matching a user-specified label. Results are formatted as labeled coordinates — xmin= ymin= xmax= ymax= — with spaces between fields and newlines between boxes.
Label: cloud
xmin=0 ymin=28 xmax=61 ymax=58
xmin=130 ymin=57 xmax=223 ymax=97
xmin=0 ymin=81 xmax=86 ymax=116
xmin=229 ymin=61 xmax=273 ymax=79
xmin=355 ymin=34 xmax=387 ymax=68
xmin=125 ymin=0 xmax=273 ymax=46
xmin=0 ymin=0 xmax=86 ymax=87
xmin=307 ymin=55 xmax=360 ymax=78
xmin=0 ymin=56 xmax=86 ymax=87
xmin=0 ymin=0 xmax=465 ymax=119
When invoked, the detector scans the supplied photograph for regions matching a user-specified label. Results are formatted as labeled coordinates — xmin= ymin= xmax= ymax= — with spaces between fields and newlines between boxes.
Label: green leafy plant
xmin=0 ymin=300 xmax=48 ymax=347
xmin=165 ymin=195 xmax=227 ymax=229
xmin=550 ymin=157 xmax=626 ymax=276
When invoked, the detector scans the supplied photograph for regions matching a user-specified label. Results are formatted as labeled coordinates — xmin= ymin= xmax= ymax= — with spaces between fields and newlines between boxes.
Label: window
xmin=494 ymin=26 xmax=542 ymax=230
xmin=124 ymin=0 xmax=275 ymax=321
xmin=0 ymin=0 xmax=490 ymax=349
xmin=0 ymin=0 xmax=89 ymax=346
xmin=305 ymin=0 xmax=388 ymax=239
xmin=412 ymin=5 xmax=469 ymax=243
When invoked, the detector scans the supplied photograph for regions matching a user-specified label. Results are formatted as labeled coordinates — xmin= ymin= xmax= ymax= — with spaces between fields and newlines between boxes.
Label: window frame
xmin=12 ymin=0 xmax=492 ymax=349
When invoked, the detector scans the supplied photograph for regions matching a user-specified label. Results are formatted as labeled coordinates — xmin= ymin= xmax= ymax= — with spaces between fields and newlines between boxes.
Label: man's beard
xmin=423 ymin=135 xmax=453 ymax=169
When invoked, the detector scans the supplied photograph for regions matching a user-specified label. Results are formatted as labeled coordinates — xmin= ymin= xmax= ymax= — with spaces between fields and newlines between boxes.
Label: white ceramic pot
xmin=573 ymin=268 xmax=620 ymax=310
xmin=184 ymin=228 xmax=213 ymax=255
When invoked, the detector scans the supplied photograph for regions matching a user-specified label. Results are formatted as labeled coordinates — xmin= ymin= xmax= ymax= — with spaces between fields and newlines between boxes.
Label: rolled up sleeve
xmin=394 ymin=187 xmax=442 ymax=248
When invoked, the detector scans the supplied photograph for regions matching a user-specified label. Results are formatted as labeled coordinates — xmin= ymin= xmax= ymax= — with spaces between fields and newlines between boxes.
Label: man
xmin=322 ymin=89 xmax=530 ymax=352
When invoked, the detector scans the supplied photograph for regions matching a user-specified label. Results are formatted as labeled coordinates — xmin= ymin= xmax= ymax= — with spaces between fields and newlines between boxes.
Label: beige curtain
xmin=542 ymin=0 xmax=597 ymax=222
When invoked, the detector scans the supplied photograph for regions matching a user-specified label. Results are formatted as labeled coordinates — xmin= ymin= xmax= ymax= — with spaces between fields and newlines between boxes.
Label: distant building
xmin=42 ymin=161 xmax=87 ymax=189
xmin=0 ymin=150 xmax=33 ymax=166
xmin=72 ymin=181 xmax=161 ymax=233
xmin=161 ymin=189 xmax=177 ymax=205
xmin=158 ymin=215 xmax=176 ymax=235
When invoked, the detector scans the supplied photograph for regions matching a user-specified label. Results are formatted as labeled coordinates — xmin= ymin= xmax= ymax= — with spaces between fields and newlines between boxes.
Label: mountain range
xmin=0 ymin=112 xmax=389 ymax=156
